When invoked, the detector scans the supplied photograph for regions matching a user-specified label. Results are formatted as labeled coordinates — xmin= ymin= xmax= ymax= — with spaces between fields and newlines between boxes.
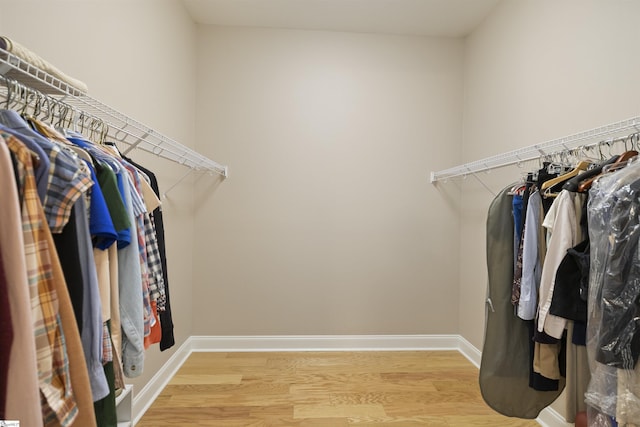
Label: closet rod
xmin=0 ymin=47 xmax=228 ymax=177
xmin=430 ymin=116 xmax=640 ymax=183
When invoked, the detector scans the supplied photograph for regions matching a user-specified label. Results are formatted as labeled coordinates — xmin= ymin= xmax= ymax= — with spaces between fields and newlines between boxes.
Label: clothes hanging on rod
xmin=0 ymin=81 xmax=176 ymax=426
xmin=0 ymin=132 xmax=44 ymax=427
xmin=122 ymin=155 xmax=175 ymax=351
xmin=481 ymin=139 xmax=640 ymax=426
xmin=585 ymin=158 xmax=640 ymax=425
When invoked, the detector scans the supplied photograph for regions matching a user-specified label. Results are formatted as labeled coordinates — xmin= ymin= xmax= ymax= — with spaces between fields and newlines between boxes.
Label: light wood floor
xmin=138 ymin=351 xmax=540 ymax=426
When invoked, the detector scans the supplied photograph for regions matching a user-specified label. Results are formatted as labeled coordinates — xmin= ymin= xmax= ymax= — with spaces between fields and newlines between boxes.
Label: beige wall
xmin=0 ymin=0 xmax=198 ymax=397
xmin=460 ymin=0 xmax=640 ymax=352
xmin=193 ymin=27 xmax=463 ymax=335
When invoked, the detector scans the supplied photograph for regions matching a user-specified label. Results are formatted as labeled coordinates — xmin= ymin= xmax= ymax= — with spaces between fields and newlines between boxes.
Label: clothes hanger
xmin=88 ymin=116 xmax=98 ymax=142
xmin=601 ymin=150 xmax=638 ymax=174
xmin=563 ymin=155 xmax=617 ymax=192
xmin=577 ymin=150 xmax=638 ymax=192
xmin=55 ymin=102 xmax=69 ymax=128
xmin=1 ymin=75 xmax=13 ymax=109
xmin=563 ymin=136 xmax=637 ymax=191
xmin=102 ymin=142 xmax=123 ymax=159
xmin=41 ymin=95 xmax=52 ymax=122
xmin=100 ymin=123 xmax=110 ymax=145
xmin=507 ymin=182 xmax=526 ymax=196
xmin=540 ymin=159 xmax=591 ymax=192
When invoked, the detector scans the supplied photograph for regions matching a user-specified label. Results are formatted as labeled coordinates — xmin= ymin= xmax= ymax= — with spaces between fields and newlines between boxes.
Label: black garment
xmin=10 ymin=152 xmax=21 ymax=206
xmin=123 ymin=155 xmax=174 ymax=351
xmin=572 ymin=321 xmax=587 ymax=346
xmin=479 ymin=184 xmax=564 ymax=418
xmin=549 ymin=239 xmax=590 ymax=323
xmin=520 ymin=180 xmax=534 ymax=233
xmin=536 ymin=163 xmax=561 ymax=214
xmin=534 ymin=328 xmax=561 ymax=344
xmin=53 ymin=204 xmax=84 ymax=332
xmin=593 ymin=178 xmax=640 ymax=369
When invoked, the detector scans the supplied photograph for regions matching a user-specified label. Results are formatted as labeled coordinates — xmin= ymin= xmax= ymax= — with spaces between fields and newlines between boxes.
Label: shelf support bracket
xmin=163 ymin=168 xmax=196 ymax=199
xmin=121 ymin=130 xmax=151 ymax=155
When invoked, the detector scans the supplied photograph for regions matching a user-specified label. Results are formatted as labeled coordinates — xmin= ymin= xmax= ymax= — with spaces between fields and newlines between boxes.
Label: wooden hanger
xmin=577 ymin=150 xmax=638 ymax=192
xmin=563 ymin=155 xmax=618 ymax=192
xmin=540 ymin=160 xmax=591 ymax=194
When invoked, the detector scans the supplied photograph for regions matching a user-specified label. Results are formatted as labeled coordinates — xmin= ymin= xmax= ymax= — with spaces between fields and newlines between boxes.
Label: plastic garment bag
xmin=480 ymin=184 xmax=564 ymax=418
xmin=586 ymin=163 xmax=640 ymax=425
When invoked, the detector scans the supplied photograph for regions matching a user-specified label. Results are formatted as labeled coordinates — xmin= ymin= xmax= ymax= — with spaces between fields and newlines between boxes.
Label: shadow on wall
xmin=431 ymin=178 xmax=462 ymax=214
xmin=192 ymin=172 xmax=226 ymax=212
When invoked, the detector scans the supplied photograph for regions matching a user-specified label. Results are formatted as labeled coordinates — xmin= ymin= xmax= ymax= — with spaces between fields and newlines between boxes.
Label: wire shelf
xmin=431 ymin=116 xmax=640 ymax=183
xmin=0 ymin=47 xmax=228 ymax=177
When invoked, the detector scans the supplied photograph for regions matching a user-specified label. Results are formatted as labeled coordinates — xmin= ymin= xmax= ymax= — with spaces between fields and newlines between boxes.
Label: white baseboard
xmin=132 ymin=338 xmax=193 ymax=425
xmin=189 ymin=334 xmax=462 ymax=352
xmin=131 ymin=334 xmax=566 ymax=427
xmin=456 ymin=335 xmax=482 ymax=368
xmin=536 ymin=407 xmax=572 ymax=427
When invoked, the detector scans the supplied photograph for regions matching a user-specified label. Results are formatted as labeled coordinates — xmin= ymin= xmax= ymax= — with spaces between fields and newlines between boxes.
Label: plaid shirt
xmin=40 ymin=135 xmax=93 ymax=234
xmin=144 ymin=213 xmax=166 ymax=309
xmin=132 ymin=169 xmax=164 ymax=308
xmin=102 ymin=322 xmax=113 ymax=364
xmin=4 ymin=133 xmax=78 ymax=426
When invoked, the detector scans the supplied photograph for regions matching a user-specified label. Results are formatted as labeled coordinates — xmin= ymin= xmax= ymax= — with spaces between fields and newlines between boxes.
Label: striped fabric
xmin=3 ymin=132 xmax=78 ymax=426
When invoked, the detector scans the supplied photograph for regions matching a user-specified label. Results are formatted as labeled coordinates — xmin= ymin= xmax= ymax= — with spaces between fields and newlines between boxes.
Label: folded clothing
xmin=0 ymin=36 xmax=88 ymax=94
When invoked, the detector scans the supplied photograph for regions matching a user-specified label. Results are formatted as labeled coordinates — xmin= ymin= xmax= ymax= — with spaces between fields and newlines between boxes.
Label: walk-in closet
xmin=0 ymin=1 xmax=639 ymax=426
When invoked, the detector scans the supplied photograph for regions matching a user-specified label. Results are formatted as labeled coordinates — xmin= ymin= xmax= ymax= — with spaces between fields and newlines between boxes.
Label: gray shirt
xmin=75 ymin=194 xmax=110 ymax=401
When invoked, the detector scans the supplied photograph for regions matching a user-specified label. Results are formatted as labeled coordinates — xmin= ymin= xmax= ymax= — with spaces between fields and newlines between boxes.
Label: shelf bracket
xmin=121 ymin=129 xmax=151 ymax=155
xmin=162 ymin=168 xmax=196 ymax=199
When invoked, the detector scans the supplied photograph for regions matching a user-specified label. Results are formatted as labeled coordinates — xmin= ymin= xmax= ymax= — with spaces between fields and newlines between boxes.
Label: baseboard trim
xmin=536 ymin=407 xmax=572 ymax=427
xmin=132 ymin=338 xmax=193 ymax=425
xmin=456 ymin=335 xmax=482 ymax=368
xmin=131 ymin=334 xmax=565 ymax=427
xmin=189 ymin=334 xmax=462 ymax=352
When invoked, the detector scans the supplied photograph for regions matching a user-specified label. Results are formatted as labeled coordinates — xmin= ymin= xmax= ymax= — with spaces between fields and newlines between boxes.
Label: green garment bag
xmin=479 ymin=184 xmax=564 ymax=418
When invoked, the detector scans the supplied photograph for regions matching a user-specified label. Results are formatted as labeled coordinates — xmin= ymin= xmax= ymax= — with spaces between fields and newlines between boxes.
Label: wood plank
xmin=445 ymin=415 xmax=542 ymax=426
xmin=293 ymin=404 xmax=386 ymax=419
xmin=139 ymin=351 xmax=541 ymax=426
xmin=169 ymin=374 xmax=243 ymax=385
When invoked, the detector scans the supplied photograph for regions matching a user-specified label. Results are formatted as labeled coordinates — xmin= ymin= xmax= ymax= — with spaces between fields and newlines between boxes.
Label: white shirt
xmin=537 ymin=189 xmax=585 ymax=338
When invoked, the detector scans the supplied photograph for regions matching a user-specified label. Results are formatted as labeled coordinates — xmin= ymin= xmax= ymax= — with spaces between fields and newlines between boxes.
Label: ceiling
xmin=182 ymin=0 xmax=501 ymax=37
